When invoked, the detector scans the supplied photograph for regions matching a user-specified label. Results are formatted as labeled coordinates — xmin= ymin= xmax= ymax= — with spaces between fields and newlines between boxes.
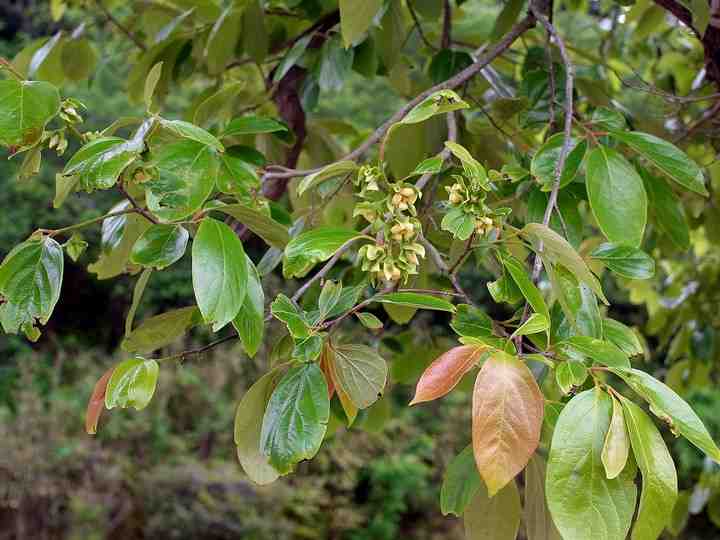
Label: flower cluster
xmin=354 ymin=165 xmax=426 ymax=285
xmin=444 ymin=174 xmax=505 ymax=237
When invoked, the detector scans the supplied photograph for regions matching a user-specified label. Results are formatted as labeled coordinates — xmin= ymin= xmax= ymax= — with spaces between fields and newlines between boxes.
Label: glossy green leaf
xmin=441 ymin=206 xmax=475 ymax=241
xmin=590 ymin=243 xmax=655 ymax=280
xmin=192 ymin=218 xmax=248 ymax=331
xmin=445 ymin=141 xmax=487 ymax=183
xmin=450 ymin=304 xmax=493 ymax=339
xmin=355 ymin=312 xmax=383 ymax=329
xmin=0 ymin=79 xmax=60 ymax=148
xmin=401 ymin=90 xmax=469 ymax=126
xmin=89 ymin=210 xmax=151 ymax=280
xmin=531 ymin=134 xmax=586 ymax=190
xmin=440 ymin=445 xmax=482 ymax=517
xmin=234 ymin=369 xmax=282 ymax=485
xmin=603 ymin=318 xmax=643 ymax=357
xmin=511 ymin=313 xmax=549 ymax=339
xmin=410 ymin=155 xmax=444 ymax=176
xmin=157 ymin=119 xmax=224 ymax=151
xmin=62 ymin=137 xmax=138 ymax=192
xmin=502 ymin=254 xmax=550 ymax=320
xmin=374 ymin=292 xmax=455 ymax=312
xmin=340 ymin=0 xmax=382 ymax=48
xmin=223 ymin=116 xmax=288 ymax=138
xmin=146 ymin=140 xmax=219 ymax=221
xmin=523 ymin=223 xmax=607 ymax=304
xmin=547 ymin=263 xmax=602 ymax=339
xmin=641 ymin=169 xmax=690 ymax=250
xmin=586 ymin=145 xmax=647 ymax=248
xmin=215 ymin=204 xmax=289 ymax=248
xmin=546 ymin=389 xmax=638 ymax=540
xmin=292 ymin=334 xmax=324 ymax=363
xmin=130 ymin=224 xmax=188 ymax=269
xmin=328 ymin=343 xmax=387 ymax=409
xmin=105 ymin=358 xmax=159 ymax=411
xmin=283 ymin=228 xmax=366 ymax=279
xmin=232 ymin=256 xmax=264 ymax=358
xmin=557 ymin=336 xmax=630 ymax=368
xmin=464 ymin=480 xmax=521 ymax=540
xmin=608 ymin=367 xmax=720 ymax=462
xmin=297 ymin=161 xmax=358 ymax=196
xmin=122 ymin=306 xmax=202 ymax=354
xmin=555 ymin=360 xmax=588 ymax=395
xmin=0 ymin=235 xmax=63 ymax=341
xmin=318 ymin=280 xmax=343 ymax=322
xmin=609 ymin=130 xmax=707 ymax=196
xmin=260 ymin=363 xmax=330 ymax=474
xmin=270 ymin=294 xmax=311 ymax=339
xmin=620 ymin=397 xmax=678 ymax=540
xmin=602 ymin=396 xmax=630 ymax=480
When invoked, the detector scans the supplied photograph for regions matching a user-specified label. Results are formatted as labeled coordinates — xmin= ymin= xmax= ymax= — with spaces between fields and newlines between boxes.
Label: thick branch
xmin=263 ymin=14 xmax=537 ymax=182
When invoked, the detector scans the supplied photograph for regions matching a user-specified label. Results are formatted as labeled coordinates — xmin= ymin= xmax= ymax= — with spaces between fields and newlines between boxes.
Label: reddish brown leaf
xmin=85 ymin=367 xmax=114 ymax=435
xmin=410 ymin=345 xmax=487 ymax=405
xmin=472 ymin=351 xmax=544 ymax=496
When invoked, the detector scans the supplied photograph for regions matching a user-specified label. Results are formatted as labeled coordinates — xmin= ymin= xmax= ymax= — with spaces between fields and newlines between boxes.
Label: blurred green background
xmin=1 ymin=3 xmax=719 ymax=539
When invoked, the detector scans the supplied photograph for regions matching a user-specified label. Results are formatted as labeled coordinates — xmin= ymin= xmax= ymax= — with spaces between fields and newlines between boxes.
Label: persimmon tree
xmin=2 ymin=0 xmax=720 ymax=538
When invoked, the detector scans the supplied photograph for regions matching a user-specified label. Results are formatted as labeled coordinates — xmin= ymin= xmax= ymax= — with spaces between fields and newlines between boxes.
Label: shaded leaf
xmin=122 ymin=306 xmax=202 ymax=354
xmin=590 ymin=243 xmax=655 ymax=280
xmin=440 ymin=445 xmax=483 ymax=517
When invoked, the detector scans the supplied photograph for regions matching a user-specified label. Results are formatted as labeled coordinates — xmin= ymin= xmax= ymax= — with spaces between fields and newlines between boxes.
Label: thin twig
xmin=420 ymin=236 xmax=474 ymax=305
xmin=95 ymin=0 xmax=146 ymax=51
xmin=118 ymin=183 xmax=159 ymax=224
xmin=529 ymin=4 xmax=574 ymax=282
xmin=442 ymin=0 xmax=452 ymax=49
xmin=263 ymin=15 xmax=536 ymax=182
xmin=407 ymin=0 xmax=437 ymax=51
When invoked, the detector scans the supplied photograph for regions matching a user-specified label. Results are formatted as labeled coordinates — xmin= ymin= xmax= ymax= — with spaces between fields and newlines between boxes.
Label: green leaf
xmin=464 ymin=480 xmax=521 ymax=540
xmin=586 ymin=145 xmax=647 ymax=248
xmin=144 ymin=62 xmax=163 ymax=111
xmin=328 ymin=343 xmax=387 ymax=409
xmin=590 ymin=243 xmax=655 ymax=280
xmin=192 ymin=218 xmax=248 ymax=331
xmin=270 ymin=294 xmax=311 ymax=339
xmin=340 ymin=0 xmax=382 ymax=48
xmin=215 ymin=204 xmax=289 ymax=248
xmin=547 ymin=264 xmax=602 ymax=339
xmin=501 ymin=254 xmax=550 ymax=320
xmin=620 ymin=397 xmax=678 ymax=540
xmin=401 ymin=90 xmax=469 ymax=126
xmin=122 ymin=306 xmax=202 ymax=354
xmin=146 ymin=140 xmax=219 ymax=221
xmin=89 ymin=208 xmax=151 ymax=280
xmin=242 ymin=0 xmax=268 ymax=63
xmin=273 ymin=35 xmax=312 ymax=84
xmin=297 ymin=161 xmax=358 ymax=196
xmin=555 ymin=359 xmax=588 ymax=395
xmin=557 ymin=336 xmax=630 ymax=368
xmin=0 ymin=236 xmax=63 ymax=341
xmin=260 ymin=363 xmax=330 ymax=474
xmin=293 ymin=334 xmax=324 ymax=362
xmin=318 ymin=280 xmax=343 ymax=322
xmin=234 ymin=369 xmax=282 ymax=485
xmin=0 ymin=79 xmax=60 ymax=148
xmin=157 ymin=119 xmax=224 ymax=151
xmin=104 ymin=358 xmax=159 ymax=411
xmin=205 ymin=6 xmax=244 ymax=75
xmin=531 ymin=133 xmax=587 ymax=190
xmin=125 ymin=268 xmax=152 ymax=337
xmin=512 ymin=313 xmax=549 ymax=339
xmin=63 ymin=233 xmax=88 ymax=262
xmin=130 ymin=224 xmax=188 ymax=270
xmin=522 ymin=223 xmax=608 ymax=304
xmin=441 ymin=206 xmax=475 ymax=241
xmin=216 ymin=146 xmax=260 ymax=196
xmin=608 ymin=367 xmax=720 ymax=462
xmin=223 ymin=116 xmax=288 ymax=138
xmin=524 ymin=455 xmax=562 ymax=540
xmin=641 ymin=169 xmax=690 ymax=250
xmin=601 ymin=396 xmax=630 ymax=480
xmin=450 ymin=304 xmax=493 ymax=339
xmin=609 ymin=130 xmax=707 ymax=196
xmin=603 ymin=318 xmax=643 ymax=357
xmin=374 ymin=292 xmax=455 ymax=312
xmin=317 ymin=36 xmax=354 ymax=92
xmin=546 ymin=389 xmax=638 ymax=540
xmin=445 ymin=141 xmax=487 ymax=184
xmin=232 ymin=256 xmax=264 ymax=358
xmin=355 ymin=311 xmax=383 ymax=329
xmin=592 ymin=108 xmax=626 ymax=131
xmin=62 ymin=137 xmax=138 ymax=192
xmin=440 ymin=445 xmax=482 ymax=517
xmin=283 ymin=228 xmax=366 ymax=279
xmin=410 ymin=155 xmax=444 ymax=176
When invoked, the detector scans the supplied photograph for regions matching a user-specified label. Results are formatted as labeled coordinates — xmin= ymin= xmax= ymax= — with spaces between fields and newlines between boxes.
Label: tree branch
xmin=263 ymin=14 xmax=537 ymax=182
